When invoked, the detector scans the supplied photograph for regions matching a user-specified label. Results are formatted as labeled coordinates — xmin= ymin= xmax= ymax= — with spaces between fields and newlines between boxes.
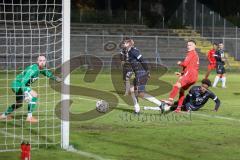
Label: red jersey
xmin=179 ymin=50 xmax=199 ymax=77
xmin=207 ymin=49 xmax=216 ymax=64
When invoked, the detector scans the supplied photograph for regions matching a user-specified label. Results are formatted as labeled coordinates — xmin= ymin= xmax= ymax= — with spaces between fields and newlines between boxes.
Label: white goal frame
xmin=61 ymin=0 xmax=70 ymax=149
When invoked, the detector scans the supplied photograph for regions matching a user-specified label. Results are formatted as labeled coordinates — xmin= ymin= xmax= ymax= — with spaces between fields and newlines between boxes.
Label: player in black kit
xmin=119 ymin=40 xmax=133 ymax=96
xmin=144 ymin=79 xmax=221 ymax=112
xmin=170 ymin=79 xmax=221 ymax=112
xmin=212 ymin=42 xmax=227 ymax=88
xmin=121 ymin=37 xmax=166 ymax=113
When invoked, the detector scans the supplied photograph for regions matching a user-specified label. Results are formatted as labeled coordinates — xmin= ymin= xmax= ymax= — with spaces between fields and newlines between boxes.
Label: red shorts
xmin=208 ymin=63 xmax=216 ymax=70
xmin=179 ymin=71 xmax=198 ymax=90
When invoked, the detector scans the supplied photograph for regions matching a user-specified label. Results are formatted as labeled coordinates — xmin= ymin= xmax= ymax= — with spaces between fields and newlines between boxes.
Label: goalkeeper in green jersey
xmin=0 ymin=55 xmax=61 ymax=123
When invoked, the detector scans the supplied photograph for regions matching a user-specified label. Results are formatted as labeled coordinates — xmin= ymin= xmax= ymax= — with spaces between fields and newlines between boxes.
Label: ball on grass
xmin=96 ymin=100 xmax=109 ymax=113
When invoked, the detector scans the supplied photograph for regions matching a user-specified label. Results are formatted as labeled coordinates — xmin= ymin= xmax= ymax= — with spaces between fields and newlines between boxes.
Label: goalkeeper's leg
xmin=0 ymin=90 xmax=24 ymax=120
xmin=26 ymin=90 xmax=38 ymax=123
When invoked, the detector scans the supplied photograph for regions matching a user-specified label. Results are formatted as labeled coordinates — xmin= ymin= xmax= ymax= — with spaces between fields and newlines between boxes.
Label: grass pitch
xmin=0 ymin=71 xmax=240 ymax=160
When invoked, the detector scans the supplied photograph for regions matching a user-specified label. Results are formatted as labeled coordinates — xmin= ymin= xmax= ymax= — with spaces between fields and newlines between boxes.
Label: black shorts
xmin=133 ymin=70 xmax=148 ymax=93
xmin=216 ymin=64 xmax=225 ymax=74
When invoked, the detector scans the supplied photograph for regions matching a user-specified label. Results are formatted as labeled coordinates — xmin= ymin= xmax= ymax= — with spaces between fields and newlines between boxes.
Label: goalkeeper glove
xmin=24 ymin=91 xmax=32 ymax=103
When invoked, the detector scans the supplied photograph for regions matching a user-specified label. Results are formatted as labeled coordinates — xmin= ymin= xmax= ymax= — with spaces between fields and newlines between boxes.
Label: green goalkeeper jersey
xmin=11 ymin=64 xmax=56 ymax=93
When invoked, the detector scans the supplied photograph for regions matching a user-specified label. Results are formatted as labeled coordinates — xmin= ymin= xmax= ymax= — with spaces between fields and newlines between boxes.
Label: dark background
xmin=72 ymin=0 xmax=240 ymax=26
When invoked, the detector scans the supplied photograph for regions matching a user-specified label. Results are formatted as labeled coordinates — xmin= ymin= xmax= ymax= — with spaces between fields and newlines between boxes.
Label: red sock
xmin=169 ymin=86 xmax=179 ymax=100
xmin=177 ymin=91 xmax=185 ymax=108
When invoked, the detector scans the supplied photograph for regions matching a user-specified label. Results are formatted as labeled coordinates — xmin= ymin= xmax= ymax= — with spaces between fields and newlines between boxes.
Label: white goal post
xmin=61 ymin=0 xmax=70 ymax=150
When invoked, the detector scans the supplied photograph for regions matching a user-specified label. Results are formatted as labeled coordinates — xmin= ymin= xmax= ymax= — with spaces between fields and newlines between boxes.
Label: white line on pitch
xmin=66 ymin=145 xmax=112 ymax=160
xmin=187 ymin=112 xmax=240 ymax=122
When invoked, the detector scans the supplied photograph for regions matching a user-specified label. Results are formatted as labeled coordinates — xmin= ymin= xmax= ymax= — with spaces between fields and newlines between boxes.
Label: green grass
xmin=0 ymin=71 xmax=240 ymax=160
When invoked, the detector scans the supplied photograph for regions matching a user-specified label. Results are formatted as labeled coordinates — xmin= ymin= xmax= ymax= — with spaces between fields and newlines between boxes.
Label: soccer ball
xmin=96 ymin=100 xmax=109 ymax=113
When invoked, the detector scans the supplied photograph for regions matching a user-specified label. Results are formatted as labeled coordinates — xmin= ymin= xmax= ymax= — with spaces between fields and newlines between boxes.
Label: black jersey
xmin=126 ymin=47 xmax=148 ymax=73
xmin=184 ymin=86 xmax=220 ymax=111
xmin=214 ymin=49 xmax=225 ymax=65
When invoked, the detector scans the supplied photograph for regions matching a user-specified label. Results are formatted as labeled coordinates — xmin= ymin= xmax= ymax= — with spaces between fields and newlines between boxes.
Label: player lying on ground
xmin=144 ymin=79 xmax=221 ymax=112
xmin=163 ymin=40 xmax=199 ymax=113
xmin=121 ymin=37 xmax=166 ymax=113
xmin=0 ymin=54 xmax=61 ymax=123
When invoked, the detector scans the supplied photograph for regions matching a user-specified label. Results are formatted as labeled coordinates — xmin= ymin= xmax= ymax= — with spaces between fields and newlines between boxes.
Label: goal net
xmin=0 ymin=0 xmax=65 ymax=151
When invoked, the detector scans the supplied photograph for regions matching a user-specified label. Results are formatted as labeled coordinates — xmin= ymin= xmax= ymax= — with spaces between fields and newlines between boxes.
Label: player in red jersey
xmin=164 ymin=40 xmax=199 ymax=112
xmin=205 ymin=42 xmax=217 ymax=79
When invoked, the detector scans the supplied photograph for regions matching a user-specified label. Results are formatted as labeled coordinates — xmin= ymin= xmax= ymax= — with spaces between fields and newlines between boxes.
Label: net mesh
xmin=0 ymin=0 xmax=62 ymax=151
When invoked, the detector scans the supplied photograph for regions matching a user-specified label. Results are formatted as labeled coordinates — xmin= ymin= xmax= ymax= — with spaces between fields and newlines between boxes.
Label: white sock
xmin=143 ymin=106 xmax=161 ymax=111
xmin=143 ymin=93 xmax=162 ymax=106
xmin=213 ymin=76 xmax=220 ymax=87
xmin=125 ymin=80 xmax=131 ymax=95
xmin=134 ymin=104 xmax=140 ymax=113
xmin=131 ymin=92 xmax=140 ymax=112
xmin=27 ymin=113 xmax=32 ymax=118
xmin=222 ymin=77 xmax=226 ymax=87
